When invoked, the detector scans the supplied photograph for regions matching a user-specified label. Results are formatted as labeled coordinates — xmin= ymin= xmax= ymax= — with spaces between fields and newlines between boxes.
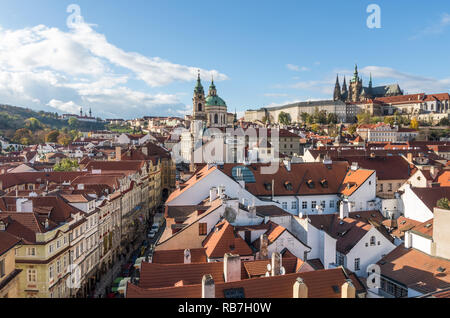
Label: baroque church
xmin=192 ymin=71 xmax=230 ymax=128
xmin=333 ymin=65 xmax=403 ymax=103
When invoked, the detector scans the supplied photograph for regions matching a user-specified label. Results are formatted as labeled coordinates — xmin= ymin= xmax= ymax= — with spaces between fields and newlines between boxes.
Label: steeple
xmin=369 ymin=73 xmax=373 ymax=88
xmin=351 ymin=64 xmax=359 ymax=83
xmin=209 ymin=75 xmax=217 ymax=96
xmin=80 ymin=107 xmax=83 ymax=117
xmin=194 ymin=70 xmax=204 ymax=95
xmin=89 ymin=108 xmax=92 ymax=118
xmin=341 ymin=76 xmax=348 ymax=100
xmin=333 ymin=75 xmax=341 ymax=101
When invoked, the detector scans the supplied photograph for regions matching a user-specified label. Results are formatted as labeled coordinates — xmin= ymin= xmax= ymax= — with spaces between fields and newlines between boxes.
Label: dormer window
xmin=264 ymin=183 xmax=272 ymax=191
xmin=306 ymin=180 xmax=315 ymax=189
xmin=284 ymin=181 xmax=293 ymax=191
xmin=320 ymin=179 xmax=328 ymax=188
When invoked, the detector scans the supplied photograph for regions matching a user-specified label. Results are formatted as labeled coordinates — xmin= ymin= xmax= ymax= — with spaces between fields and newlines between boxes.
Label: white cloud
xmin=264 ymin=93 xmax=289 ymax=97
xmin=286 ymin=64 xmax=309 ymax=72
xmin=0 ymin=18 xmax=228 ymax=119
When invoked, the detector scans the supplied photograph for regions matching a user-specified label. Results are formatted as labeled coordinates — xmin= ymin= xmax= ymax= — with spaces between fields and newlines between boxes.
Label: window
xmin=56 ymin=240 xmax=61 ymax=249
xmin=0 ymin=259 xmax=5 ymax=278
xmin=48 ymin=245 xmax=54 ymax=254
xmin=337 ymin=253 xmax=345 ymax=266
xmin=311 ymin=201 xmax=317 ymax=209
xmin=370 ymin=236 xmax=376 ymax=246
xmin=27 ymin=269 xmax=37 ymax=283
xmin=302 ymin=201 xmax=307 ymax=210
xmin=291 ymin=201 xmax=297 ymax=210
xmin=282 ymin=202 xmax=288 ymax=210
xmin=49 ymin=265 xmax=54 ymax=280
xmin=330 ymin=201 xmax=335 ymax=208
xmin=199 ymin=223 xmax=207 ymax=236
xmin=354 ymin=258 xmax=360 ymax=271
xmin=57 ymin=260 xmax=61 ymax=274
xmin=27 ymin=248 xmax=36 ymax=256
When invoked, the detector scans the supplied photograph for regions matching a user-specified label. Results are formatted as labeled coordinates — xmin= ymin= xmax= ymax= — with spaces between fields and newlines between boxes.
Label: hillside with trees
xmin=0 ymin=104 xmax=105 ymax=145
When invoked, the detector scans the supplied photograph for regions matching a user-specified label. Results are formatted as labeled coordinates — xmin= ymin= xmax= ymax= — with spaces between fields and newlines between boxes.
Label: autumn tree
xmin=410 ymin=118 xmax=419 ymax=130
xmin=45 ymin=130 xmax=60 ymax=143
xmin=53 ymin=158 xmax=79 ymax=172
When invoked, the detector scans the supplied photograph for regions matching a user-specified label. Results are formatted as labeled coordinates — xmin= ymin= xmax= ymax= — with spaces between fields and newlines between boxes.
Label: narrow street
xmin=92 ymin=217 xmax=166 ymax=298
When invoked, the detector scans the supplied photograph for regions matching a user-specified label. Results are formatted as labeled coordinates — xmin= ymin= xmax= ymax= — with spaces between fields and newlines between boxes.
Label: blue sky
xmin=0 ymin=0 xmax=449 ymax=119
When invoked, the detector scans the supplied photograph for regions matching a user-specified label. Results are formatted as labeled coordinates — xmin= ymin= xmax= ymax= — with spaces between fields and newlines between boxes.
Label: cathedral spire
xmin=194 ymin=70 xmax=204 ymax=95
xmin=341 ymin=76 xmax=348 ymax=100
xmin=333 ymin=74 xmax=341 ymax=101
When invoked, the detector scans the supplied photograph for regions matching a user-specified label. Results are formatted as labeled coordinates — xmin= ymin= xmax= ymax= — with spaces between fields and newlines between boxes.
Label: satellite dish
xmin=280 ymin=267 xmax=286 ymax=275
xmin=267 ymin=264 xmax=272 ymax=272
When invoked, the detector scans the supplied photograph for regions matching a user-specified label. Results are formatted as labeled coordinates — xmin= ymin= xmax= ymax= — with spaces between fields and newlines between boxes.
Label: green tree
xmin=348 ymin=124 xmax=358 ymax=135
xmin=327 ymin=113 xmax=338 ymax=125
xmin=278 ymin=112 xmax=291 ymax=125
xmin=357 ymin=112 xmax=372 ymax=125
xmin=68 ymin=117 xmax=79 ymax=129
xmin=437 ymin=198 xmax=450 ymax=210
xmin=300 ymin=112 xmax=309 ymax=123
xmin=53 ymin=158 xmax=79 ymax=172
xmin=439 ymin=117 xmax=450 ymax=127
xmin=384 ymin=116 xmax=395 ymax=126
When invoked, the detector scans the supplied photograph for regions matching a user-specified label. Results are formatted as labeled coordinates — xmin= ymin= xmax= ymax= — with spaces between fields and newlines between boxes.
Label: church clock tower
xmin=192 ymin=71 xmax=206 ymax=121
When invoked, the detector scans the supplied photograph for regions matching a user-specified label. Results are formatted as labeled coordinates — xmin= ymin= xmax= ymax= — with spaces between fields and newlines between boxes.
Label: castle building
xmin=334 ymin=65 xmax=403 ymax=103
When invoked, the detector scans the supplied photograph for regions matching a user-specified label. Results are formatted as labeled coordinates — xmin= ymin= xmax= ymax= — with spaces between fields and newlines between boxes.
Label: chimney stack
xmin=209 ymin=187 xmax=217 ymax=203
xmin=259 ymin=234 xmax=269 ymax=260
xmin=115 ymin=146 xmax=122 ymax=161
xmin=201 ymin=274 xmax=215 ymax=299
xmin=341 ymin=279 xmax=356 ymax=298
xmin=271 ymin=252 xmax=282 ymax=276
xmin=407 ymin=153 xmax=413 ymax=163
xmin=224 ymin=253 xmax=241 ymax=283
xmin=293 ymin=277 xmax=308 ymax=298
xmin=184 ymin=249 xmax=191 ymax=264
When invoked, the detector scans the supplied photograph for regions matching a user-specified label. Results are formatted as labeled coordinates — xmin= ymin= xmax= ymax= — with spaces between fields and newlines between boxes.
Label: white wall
xmin=410 ymin=232 xmax=433 ymax=255
xmin=346 ymin=227 xmax=396 ymax=277
xmin=401 ymin=186 xmax=433 ymax=222
xmin=267 ymin=230 xmax=310 ymax=260
xmin=347 ymin=172 xmax=377 ymax=212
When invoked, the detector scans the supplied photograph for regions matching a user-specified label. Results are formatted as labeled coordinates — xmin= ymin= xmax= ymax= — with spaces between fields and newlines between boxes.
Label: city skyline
xmin=0 ymin=0 xmax=450 ymax=119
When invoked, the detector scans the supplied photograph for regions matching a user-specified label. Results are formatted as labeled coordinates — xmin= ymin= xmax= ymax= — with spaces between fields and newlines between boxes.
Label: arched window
xmin=198 ymin=103 xmax=202 ymax=112
xmin=214 ymin=114 xmax=218 ymax=124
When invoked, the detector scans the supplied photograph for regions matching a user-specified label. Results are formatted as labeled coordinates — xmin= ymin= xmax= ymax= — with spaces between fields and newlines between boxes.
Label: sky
xmin=0 ymin=0 xmax=449 ymax=120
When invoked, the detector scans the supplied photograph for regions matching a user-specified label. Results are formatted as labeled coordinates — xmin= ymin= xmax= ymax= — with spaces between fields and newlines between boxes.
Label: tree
xmin=327 ymin=113 xmax=338 ymax=125
xmin=25 ymin=117 xmax=42 ymax=131
xmin=311 ymin=123 xmax=320 ymax=133
xmin=384 ymin=116 xmax=395 ymax=126
xmin=68 ymin=117 xmax=79 ymax=129
xmin=357 ymin=112 xmax=372 ymax=125
xmin=45 ymin=130 xmax=60 ymax=143
xmin=53 ymin=158 xmax=79 ymax=172
xmin=13 ymin=128 xmax=33 ymax=145
xmin=348 ymin=124 xmax=358 ymax=135
xmin=300 ymin=113 xmax=309 ymax=123
xmin=410 ymin=118 xmax=419 ymax=130
xmin=278 ymin=112 xmax=291 ymax=126
xmin=439 ymin=117 xmax=450 ymax=127
xmin=437 ymin=198 xmax=450 ymax=210
xmin=57 ymin=133 xmax=72 ymax=146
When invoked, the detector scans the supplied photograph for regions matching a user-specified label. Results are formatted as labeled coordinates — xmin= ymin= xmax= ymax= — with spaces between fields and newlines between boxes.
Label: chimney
xmin=0 ymin=180 xmax=2 ymax=190
xmin=209 ymin=187 xmax=217 ymax=203
xmin=407 ymin=153 xmax=413 ymax=163
xmin=430 ymin=166 xmax=438 ymax=179
xmin=223 ymin=253 xmax=241 ymax=283
xmin=293 ymin=277 xmax=308 ymax=298
xmin=115 ymin=146 xmax=122 ymax=161
xmin=16 ymin=198 xmax=33 ymax=213
xmin=44 ymin=219 xmax=49 ymax=229
xmin=201 ymin=275 xmax=215 ymax=299
xmin=341 ymin=279 xmax=356 ymax=298
xmin=339 ymin=201 xmax=349 ymax=220
xmin=271 ymin=252 xmax=282 ymax=276
xmin=184 ymin=249 xmax=191 ymax=264
xmin=259 ymin=234 xmax=269 ymax=260
xmin=141 ymin=146 xmax=148 ymax=156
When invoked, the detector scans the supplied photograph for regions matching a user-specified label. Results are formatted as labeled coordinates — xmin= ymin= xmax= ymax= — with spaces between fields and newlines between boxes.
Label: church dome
xmin=206 ymin=95 xmax=227 ymax=107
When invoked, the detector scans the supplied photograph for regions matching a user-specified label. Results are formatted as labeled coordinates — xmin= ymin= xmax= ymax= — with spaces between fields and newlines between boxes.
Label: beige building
xmin=0 ymin=229 xmax=22 ymax=298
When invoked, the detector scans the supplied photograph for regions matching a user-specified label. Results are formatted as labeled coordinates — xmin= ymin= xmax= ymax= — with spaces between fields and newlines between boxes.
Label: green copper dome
xmin=206 ymin=95 xmax=227 ymax=107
